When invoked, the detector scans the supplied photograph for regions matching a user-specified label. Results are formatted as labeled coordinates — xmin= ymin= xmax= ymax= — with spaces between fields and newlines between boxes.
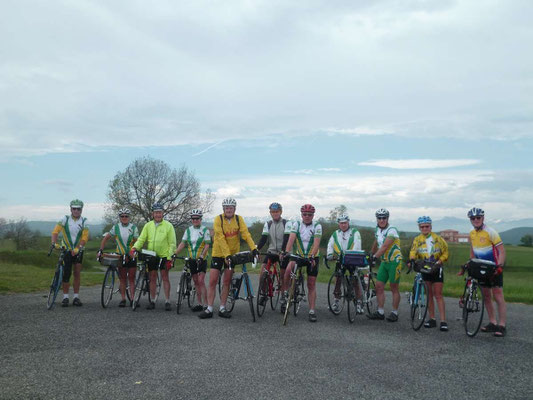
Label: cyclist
xmin=199 ymin=198 xmax=258 ymax=319
xmin=175 ymin=209 xmax=211 ymax=312
xmin=51 ymin=199 xmax=89 ymax=307
xmin=462 ymin=207 xmax=507 ymax=337
xmin=326 ymin=213 xmax=363 ymax=314
xmin=282 ymin=204 xmax=322 ymax=322
xmin=408 ymin=216 xmax=449 ymax=331
xmin=368 ymin=208 xmax=403 ymax=322
xmin=98 ymin=208 xmax=139 ymax=307
xmin=130 ymin=203 xmax=177 ymax=311
xmin=256 ymin=202 xmax=290 ymax=306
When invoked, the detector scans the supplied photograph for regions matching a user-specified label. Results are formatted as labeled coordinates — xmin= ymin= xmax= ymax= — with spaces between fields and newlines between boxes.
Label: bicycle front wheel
xmin=464 ymin=282 xmax=485 ymax=337
xmin=271 ymin=270 xmax=280 ymax=310
xmin=132 ymin=273 xmax=145 ymax=311
xmin=294 ymin=275 xmax=304 ymax=316
xmin=187 ymin=284 xmax=197 ymax=309
xmin=153 ymin=270 xmax=162 ymax=303
xmin=365 ymin=274 xmax=378 ymax=317
xmin=257 ymin=271 xmax=269 ymax=317
xmin=347 ymin=277 xmax=356 ymax=323
xmin=410 ymin=282 xmax=428 ymax=331
xmin=283 ymin=275 xmax=296 ymax=326
xmin=327 ymin=272 xmax=345 ymax=315
xmin=100 ymin=267 xmax=115 ymax=308
xmin=243 ymin=273 xmax=256 ymax=322
xmin=176 ymin=273 xmax=186 ymax=314
xmin=47 ymin=266 xmax=63 ymax=310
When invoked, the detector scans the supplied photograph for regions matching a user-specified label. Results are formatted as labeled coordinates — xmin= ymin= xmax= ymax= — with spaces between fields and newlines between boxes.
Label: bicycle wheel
xmin=365 ymin=274 xmax=378 ymax=316
xmin=293 ymin=275 xmax=304 ymax=316
xmin=176 ymin=273 xmax=186 ymax=314
xmin=132 ymin=273 xmax=145 ymax=311
xmin=187 ymin=281 xmax=197 ymax=309
xmin=347 ymin=277 xmax=356 ymax=323
xmin=257 ymin=271 xmax=269 ymax=317
xmin=47 ymin=266 xmax=63 ymax=310
xmin=100 ymin=267 xmax=115 ymax=308
xmin=464 ymin=282 xmax=485 ymax=337
xmin=270 ymin=270 xmax=280 ymax=310
xmin=226 ymin=274 xmax=236 ymax=313
xmin=153 ymin=270 xmax=162 ymax=302
xmin=327 ymin=272 xmax=345 ymax=315
xmin=283 ymin=275 xmax=296 ymax=326
xmin=410 ymin=281 xmax=428 ymax=331
xmin=243 ymin=273 xmax=256 ymax=322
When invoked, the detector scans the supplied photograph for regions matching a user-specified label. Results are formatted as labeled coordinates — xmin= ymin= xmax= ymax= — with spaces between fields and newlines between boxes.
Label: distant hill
xmin=500 ymin=227 xmax=533 ymax=245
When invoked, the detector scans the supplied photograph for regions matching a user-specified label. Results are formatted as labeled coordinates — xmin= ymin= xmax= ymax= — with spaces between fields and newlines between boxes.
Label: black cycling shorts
xmin=262 ymin=254 xmax=289 ymax=269
xmin=480 ymin=272 xmax=503 ymax=288
xmin=188 ymin=258 xmax=207 ymax=275
xmin=147 ymin=257 xmax=166 ymax=271
xmin=211 ymin=257 xmax=226 ymax=271
xmin=422 ymin=267 xmax=444 ymax=283
xmin=63 ymin=251 xmax=83 ymax=283
xmin=290 ymin=256 xmax=319 ymax=277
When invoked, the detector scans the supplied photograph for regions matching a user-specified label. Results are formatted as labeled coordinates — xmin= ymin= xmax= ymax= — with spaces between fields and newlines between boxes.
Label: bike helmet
xmin=375 ymin=208 xmax=389 ymax=218
xmin=467 ymin=207 xmax=484 ymax=218
xmin=70 ymin=199 xmax=84 ymax=208
xmin=222 ymin=197 xmax=237 ymax=207
xmin=417 ymin=216 xmax=432 ymax=225
xmin=269 ymin=202 xmax=282 ymax=211
xmin=337 ymin=213 xmax=350 ymax=223
xmin=118 ymin=208 xmax=131 ymax=216
xmin=300 ymin=204 xmax=315 ymax=214
xmin=190 ymin=209 xmax=203 ymax=218
xmin=152 ymin=202 xmax=164 ymax=211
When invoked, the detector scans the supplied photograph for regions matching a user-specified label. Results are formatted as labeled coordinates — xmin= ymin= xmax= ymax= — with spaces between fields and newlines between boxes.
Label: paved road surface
xmin=1 ymin=272 xmax=532 ymax=399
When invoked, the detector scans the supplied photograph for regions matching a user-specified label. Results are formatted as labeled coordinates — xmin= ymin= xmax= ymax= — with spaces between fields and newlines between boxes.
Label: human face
xmin=191 ymin=216 xmax=202 ymax=227
xmin=338 ymin=221 xmax=349 ymax=232
xmin=270 ymin=209 xmax=282 ymax=221
xmin=223 ymin=206 xmax=235 ymax=219
xmin=377 ymin=216 xmax=388 ymax=228
xmin=470 ymin=215 xmax=484 ymax=229
xmin=153 ymin=210 xmax=163 ymax=222
xmin=301 ymin=212 xmax=314 ymax=224
xmin=419 ymin=224 xmax=432 ymax=234
xmin=119 ymin=214 xmax=130 ymax=225
xmin=71 ymin=207 xmax=82 ymax=218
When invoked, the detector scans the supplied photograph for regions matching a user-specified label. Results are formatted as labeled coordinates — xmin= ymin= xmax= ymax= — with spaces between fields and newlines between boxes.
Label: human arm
xmin=285 ymin=232 xmax=297 ymax=253
xmin=374 ymin=237 xmax=394 ymax=259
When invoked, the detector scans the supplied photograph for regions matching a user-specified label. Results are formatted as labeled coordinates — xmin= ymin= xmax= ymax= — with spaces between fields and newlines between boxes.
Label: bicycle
xmin=282 ymin=254 xmax=308 ymax=326
xmin=46 ymin=245 xmax=69 ymax=310
xmin=131 ymin=250 xmax=162 ymax=311
xmin=325 ymin=251 xmax=375 ymax=323
xmin=98 ymin=253 xmax=133 ymax=308
xmin=174 ymin=256 xmax=199 ymax=314
xmin=461 ymin=258 xmax=496 ymax=337
xmin=256 ymin=252 xmax=282 ymax=317
xmin=406 ymin=260 xmax=437 ymax=330
xmin=223 ymin=251 xmax=257 ymax=322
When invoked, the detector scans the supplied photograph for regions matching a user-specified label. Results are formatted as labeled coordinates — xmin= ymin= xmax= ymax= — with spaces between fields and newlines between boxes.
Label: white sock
xmin=63 ymin=294 xmax=69 ymax=300
xmin=219 ymin=305 xmax=226 ymax=311
xmin=378 ymin=308 xmax=384 ymax=315
xmin=73 ymin=293 xmax=79 ymax=299
xmin=309 ymin=309 xmax=315 ymax=314
xmin=392 ymin=310 xmax=398 ymax=315
xmin=207 ymin=306 xmax=213 ymax=312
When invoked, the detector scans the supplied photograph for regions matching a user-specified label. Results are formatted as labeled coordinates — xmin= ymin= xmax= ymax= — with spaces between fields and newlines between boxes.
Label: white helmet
xmin=222 ymin=197 xmax=237 ymax=207
xmin=375 ymin=208 xmax=390 ymax=218
xmin=118 ymin=208 xmax=131 ymax=216
xmin=190 ymin=209 xmax=203 ymax=218
xmin=337 ymin=214 xmax=350 ymax=223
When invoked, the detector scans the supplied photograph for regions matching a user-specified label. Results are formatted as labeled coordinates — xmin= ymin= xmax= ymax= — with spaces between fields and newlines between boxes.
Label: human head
xmin=375 ymin=208 xmax=389 ymax=228
xmin=222 ymin=197 xmax=236 ymax=219
xmin=417 ymin=216 xmax=432 ymax=234
xmin=300 ymin=204 xmax=315 ymax=224
xmin=337 ymin=213 xmax=350 ymax=232
xmin=70 ymin=199 xmax=84 ymax=217
xmin=467 ymin=207 xmax=484 ymax=229
xmin=152 ymin=203 xmax=164 ymax=223
xmin=190 ymin=209 xmax=203 ymax=227
xmin=118 ymin=207 xmax=131 ymax=224
xmin=269 ymin=202 xmax=282 ymax=221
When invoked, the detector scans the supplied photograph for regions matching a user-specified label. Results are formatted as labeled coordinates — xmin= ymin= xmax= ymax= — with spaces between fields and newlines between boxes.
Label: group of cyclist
xmin=51 ymin=198 xmax=507 ymax=336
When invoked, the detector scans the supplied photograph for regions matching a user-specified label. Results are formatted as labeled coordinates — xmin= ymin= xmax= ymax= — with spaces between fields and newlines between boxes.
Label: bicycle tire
xmin=101 ymin=267 xmax=115 ymax=308
xmin=176 ymin=272 xmax=186 ymax=314
xmin=244 ymin=273 xmax=256 ymax=322
xmin=226 ymin=272 xmax=236 ymax=313
xmin=132 ymin=272 xmax=145 ymax=311
xmin=271 ymin=269 xmax=280 ymax=310
xmin=187 ymin=282 xmax=197 ymax=309
xmin=365 ymin=274 xmax=378 ymax=316
xmin=327 ymin=271 xmax=345 ymax=315
xmin=464 ymin=281 xmax=485 ymax=337
xmin=153 ymin=270 xmax=162 ymax=303
xmin=347 ymin=277 xmax=356 ymax=323
xmin=283 ymin=275 xmax=296 ymax=326
xmin=294 ymin=274 xmax=304 ymax=316
xmin=47 ymin=266 xmax=63 ymax=310
xmin=257 ymin=271 xmax=269 ymax=317
xmin=410 ymin=281 xmax=428 ymax=331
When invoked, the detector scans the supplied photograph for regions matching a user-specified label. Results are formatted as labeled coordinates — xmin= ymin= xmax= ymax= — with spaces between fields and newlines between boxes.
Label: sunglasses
xmin=191 ymin=217 xmax=201 ymax=221
xmin=470 ymin=216 xmax=483 ymax=221
xmin=302 ymin=213 xmax=314 ymax=217
xmin=120 ymin=215 xmax=130 ymax=218
xmin=377 ymin=217 xmax=388 ymax=220
xmin=71 ymin=208 xmax=82 ymax=211
xmin=419 ymin=225 xmax=431 ymax=229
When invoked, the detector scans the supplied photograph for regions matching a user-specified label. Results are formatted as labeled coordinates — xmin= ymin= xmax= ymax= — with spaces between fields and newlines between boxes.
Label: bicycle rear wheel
xmin=132 ymin=273 xmax=145 ymax=311
xmin=283 ymin=275 xmax=296 ymax=326
xmin=243 ymin=273 xmax=256 ymax=322
xmin=271 ymin=270 xmax=280 ymax=310
xmin=410 ymin=282 xmax=427 ymax=331
xmin=176 ymin=273 xmax=186 ymax=314
xmin=257 ymin=271 xmax=269 ymax=317
xmin=365 ymin=274 xmax=378 ymax=316
xmin=187 ymin=284 xmax=197 ymax=309
xmin=327 ymin=272 xmax=345 ymax=315
xmin=464 ymin=282 xmax=485 ymax=337
xmin=101 ymin=267 xmax=115 ymax=308
xmin=47 ymin=266 xmax=63 ymax=310
xmin=347 ymin=277 xmax=356 ymax=323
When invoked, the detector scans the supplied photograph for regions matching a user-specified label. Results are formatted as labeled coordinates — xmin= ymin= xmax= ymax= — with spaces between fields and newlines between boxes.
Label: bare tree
xmin=0 ymin=218 xmax=7 ymax=237
xmin=329 ymin=204 xmax=348 ymax=222
xmin=106 ymin=157 xmax=214 ymax=227
xmin=4 ymin=218 xmax=39 ymax=250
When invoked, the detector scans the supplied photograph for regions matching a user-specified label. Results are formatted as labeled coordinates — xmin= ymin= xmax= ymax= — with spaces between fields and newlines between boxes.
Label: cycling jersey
xmin=181 ymin=225 xmax=211 ymax=259
xmin=326 ymin=228 xmax=362 ymax=258
xmin=133 ymin=220 xmax=176 ymax=259
xmin=52 ymin=215 xmax=89 ymax=250
xmin=375 ymin=225 xmax=402 ymax=262
xmin=212 ymin=214 xmax=256 ymax=258
xmin=470 ymin=225 xmax=503 ymax=263
xmin=258 ymin=218 xmax=287 ymax=254
xmin=409 ymin=232 xmax=449 ymax=263
xmin=291 ymin=220 xmax=322 ymax=257
xmin=105 ymin=223 xmax=139 ymax=255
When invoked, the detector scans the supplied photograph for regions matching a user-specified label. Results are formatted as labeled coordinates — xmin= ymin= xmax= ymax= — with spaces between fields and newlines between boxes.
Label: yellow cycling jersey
xmin=211 ymin=214 xmax=256 ymax=258
xmin=409 ymin=232 xmax=449 ymax=263
xmin=375 ymin=226 xmax=402 ymax=263
xmin=470 ymin=225 xmax=502 ymax=263
xmin=52 ymin=215 xmax=89 ymax=250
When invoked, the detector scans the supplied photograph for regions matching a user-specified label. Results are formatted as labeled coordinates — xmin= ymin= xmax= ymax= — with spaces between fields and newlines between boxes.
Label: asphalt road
xmin=1 ymin=272 xmax=533 ymax=400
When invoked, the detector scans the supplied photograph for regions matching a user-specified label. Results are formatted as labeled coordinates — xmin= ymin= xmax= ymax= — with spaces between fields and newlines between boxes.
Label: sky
xmin=1 ymin=0 xmax=532 ymax=228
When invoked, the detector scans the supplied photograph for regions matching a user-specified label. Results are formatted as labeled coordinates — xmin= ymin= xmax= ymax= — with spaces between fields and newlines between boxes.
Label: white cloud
xmin=358 ymin=159 xmax=481 ymax=169
xmin=0 ymin=203 xmax=107 ymax=222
